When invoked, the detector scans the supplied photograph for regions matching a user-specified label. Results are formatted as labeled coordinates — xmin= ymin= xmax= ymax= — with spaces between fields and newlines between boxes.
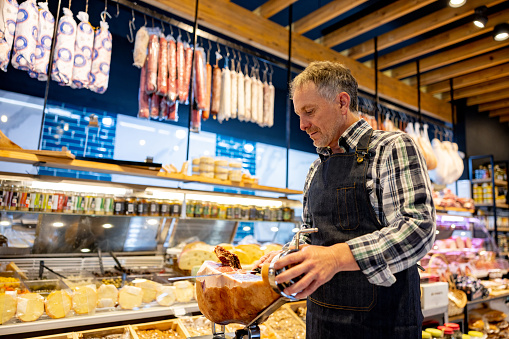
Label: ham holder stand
xmin=192 ymin=228 xmax=318 ymax=339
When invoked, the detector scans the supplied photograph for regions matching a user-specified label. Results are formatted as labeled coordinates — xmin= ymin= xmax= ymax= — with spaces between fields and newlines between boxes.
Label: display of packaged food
xmin=179 ymin=315 xmax=276 ymax=338
xmin=76 ymin=325 xmax=132 ymax=339
xmin=265 ymin=307 xmax=306 ymax=339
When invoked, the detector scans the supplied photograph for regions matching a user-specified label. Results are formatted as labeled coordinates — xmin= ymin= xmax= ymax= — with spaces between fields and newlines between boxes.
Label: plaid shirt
xmin=296 ymin=119 xmax=436 ymax=287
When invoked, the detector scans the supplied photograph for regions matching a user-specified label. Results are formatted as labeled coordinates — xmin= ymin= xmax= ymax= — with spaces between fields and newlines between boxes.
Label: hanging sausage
xmin=51 ymin=7 xmax=77 ymax=86
xmin=244 ymin=67 xmax=251 ymax=122
xmin=256 ymin=77 xmax=263 ymax=126
xmin=33 ymin=2 xmax=54 ymax=80
xmin=149 ymin=92 xmax=160 ymax=118
xmin=89 ymin=19 xmax=112 ymax=94
xmin=71 ymin=11 xmax=94 ymax=89
xmin=138 ymin=62 xmax=149 ymax=118
xmin=179 ymin=42 xmax=193 ymax=104
xmin=262 ymin=80 xmax=270 ymax=127
xmin=194 ymin=47 xmax=207 ymax=110
xmin=268 ymin=81 xmax=275 ymax=128
xmin=250 ymin=68 xmax=258 ymax=123
xmin=145 ymin=33 xmax=159 ymax=94
xmin=237 ymin=60 xmax=245 ymax=121
xmin=167 ymin=35 xmax=177 ymax=102
xmin=0 ymin=0 xmax=18 ymax=72
xmin=156 ymin=34 xmax=168 ymax=96
xmin=230 ymin=58 xmax=237 ymax=119
xmin=175 ymin=37 xmax=184 ymax=102
xmin=11 ymin=0 xmax=37 ymax=73
xmin=210 ymin=53 xmax=222 ymax=118
xmin=202 ymin=54 xmax=212 ymax=120
xmin=133 ymin=26 xmax=149 ymax=68
xmin=218 ymin=60 xmax=231 ymax=123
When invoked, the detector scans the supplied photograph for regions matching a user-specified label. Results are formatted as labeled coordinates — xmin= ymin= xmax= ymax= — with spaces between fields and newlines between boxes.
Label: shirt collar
xmin=316 ymin=119 xmax=372 ymax=156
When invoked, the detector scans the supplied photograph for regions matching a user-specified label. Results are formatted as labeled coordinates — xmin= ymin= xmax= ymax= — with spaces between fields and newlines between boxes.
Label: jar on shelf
xmin=125 ymin=196 xmax=136 ymax=215
xmin=160 ymin=200 xmax=170 ymax=217
xmin=226 ymin=205 xmax=234 ymax=219
xmin=148 ymin=199 xmax=160 ymax=216
xmin=113 ymin=196 xmax=125 ymax=215
xmin=248 ymin=206 xmax=257 ymax=220
xmin=194 ymin=200 xmax=203 ymax=217
xmin=63 ymin=192 xmax=73 ymax=213
xmin=136 ymin=197 xmax=149 ymax=216
xmin=18 ymin=186 xmax=29 ymax=211
xmin=29 ymin=188 xmax=41 ymax=212
xmin=202 ymin=201 xmax=211 ymax=218
xmin=276 ymin=207 xmax=283 ymax=221
xmin=233 ymin=205 xmax=241 ymax=219
xmin=210 ymin=202 xmax=219 ymax=218
xmin=9 ymin=185 xmax=20 ymax=211
xmin=41 ymin=189 xmax=53 ymax=212
xmin=283 ymin=206 xmax=294 ymax=221
xmin=218 ymin=204 xmax=227 ymax=219
xmin=240 ymin=205 xmax=249 ymax=220
xmin=170 ymin=200 xmax=182 ymax=217
xmin=186 ymin=200 xmax=195 ymax=217
xmin=103 ymin=194 xmax=114 ymax=215
xmin=443 ymin=323 xmax=462 ymax=339
xmin=51 ymin=191 xmax=61 ymax=213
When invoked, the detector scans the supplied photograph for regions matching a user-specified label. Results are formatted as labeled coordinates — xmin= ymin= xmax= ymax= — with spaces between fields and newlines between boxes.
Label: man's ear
xmin=335 ymin=92 xmax=351 ymax=113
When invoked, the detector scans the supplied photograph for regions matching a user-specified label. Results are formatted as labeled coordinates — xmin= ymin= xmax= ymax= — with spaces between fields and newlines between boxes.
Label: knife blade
xmin=167 ymin=270 xmax=260 ymax=282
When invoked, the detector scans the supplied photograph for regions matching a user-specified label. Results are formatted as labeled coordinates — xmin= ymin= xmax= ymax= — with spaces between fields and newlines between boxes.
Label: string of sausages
xmin=135 ymin=28 xmax=275 ymax=131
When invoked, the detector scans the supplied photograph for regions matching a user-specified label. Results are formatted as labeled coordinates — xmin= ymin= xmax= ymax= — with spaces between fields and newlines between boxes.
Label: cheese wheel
xmin=97 ymin=284 xmax=118 ymax=308
xmin=236 ymin=244 xmax=264 ymax=264
xmin=119 ymin=286 xmax=143 ymax=310
xmin=175 ymin=281 xmax=194 ymax=303
xmin=156 ymin=286 xmax=176 ymax=306
xmin=72 ymin=286 xmax=98 ymax=315
xmin=16 ymin=293 xmax=44 ymax=322
xmin=45 ymin=290 xmax=72 ymax=319
xmin=0 ymin=293 xmax=16 ymax=324
xmin=178 ymin=249 xmax=217 ymax=270
xmin=135 ymin=280 xmax=161 ymax=303
xmin=262 ymin=244 xmax=283 ymax=255
xmin=229 ymin=248 xmax=250 ymax=266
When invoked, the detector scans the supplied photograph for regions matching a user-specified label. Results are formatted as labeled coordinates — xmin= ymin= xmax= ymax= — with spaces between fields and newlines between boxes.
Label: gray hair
xmin=290 ymin=61 xmax=358 ymax=112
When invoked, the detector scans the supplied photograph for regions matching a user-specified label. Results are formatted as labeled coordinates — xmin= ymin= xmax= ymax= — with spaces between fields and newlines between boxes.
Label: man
xmin=255 ymin=61 xmax=436 ymax=338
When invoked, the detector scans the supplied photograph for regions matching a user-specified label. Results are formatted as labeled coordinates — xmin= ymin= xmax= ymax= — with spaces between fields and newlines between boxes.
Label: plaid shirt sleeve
xmin=346 ymin=133 xmax=436 ymax=286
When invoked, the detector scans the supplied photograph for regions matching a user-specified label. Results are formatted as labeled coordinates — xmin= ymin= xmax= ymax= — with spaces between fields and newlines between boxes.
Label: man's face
xmin=293 ymin=82 xmax=344 ymax=149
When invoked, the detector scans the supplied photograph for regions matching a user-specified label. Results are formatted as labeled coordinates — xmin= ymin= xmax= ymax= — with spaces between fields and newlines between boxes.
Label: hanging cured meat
xmin=210 ymin=64 xmax=221 ymax=117
xmin=262 ymin=80 xmax=270 ymax=127
xmin=237 ymin=65 xmax=245 ymax=121
xmin=33 ymin=2 xmax=54 ymax=80
xmin=149 ymin=93 xmax=160 ymax=119
xmin=138 ymin=63 xmax=149 ymax=118
xmin=11 ymin=0 xmax=38 ymax=73
xmin=244 ymin=72 xmax=251 ymax=122
xmin=194 ymin=47 xmax=207 ymax=110
xmin=89 ymin=20 xmax=112 ymax=94
xmin=156 ymin=35 xmax=168 ymax=96
xmin=218 ymin=66 xmax=231 ymax=123
xmin=145 ymin=34 xmax=159 ymax=94
xmin=71 ymin=11 xmax=94 ymax=89
xmin=230 ymin=60 xmax=237 ymax=119
xmin=132 ymin=26 xmax=149 ymax=68
xmin=179 ymin=43 xmax=193 ymax=104
xmin=51 ymin=7 xmax=77 ymax=86
xmin=175 ymin=38 xmax=184 ymax=102
xmin=167 ymin=36 xmax=177 ymax=102
xmin=267 ymin=82 xmax=275 ymax=127
xmin=202 ymin=61 xmax=212 ymax=120
xmin=419 ymin=123 xmax=437 ymax=170
xmin=250 ymin=73 xmax=258 ymax=123
xmin=256 ymin=78 xmax=263 ymax=126
xmin=0 ymin=0 xmax=18 ymax=72
xmin=191 ymin=109 xmax=201 ymax=132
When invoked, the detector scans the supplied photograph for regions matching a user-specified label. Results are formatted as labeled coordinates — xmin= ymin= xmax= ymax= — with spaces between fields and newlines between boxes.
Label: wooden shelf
xmin=474 ymin=202 xmax=509 ymax=209
xmin=472 ymin=178 xmax=508 ymax=187
xmin=0 ymin=149 xmax=302 ymax=196
xmin=435 ymin=206 xmax=475 ymax=214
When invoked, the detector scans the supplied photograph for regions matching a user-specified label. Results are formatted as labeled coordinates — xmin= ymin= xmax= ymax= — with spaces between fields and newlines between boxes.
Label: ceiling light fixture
xmin=493 ymin=23 xmax=509 ymax=41
xmin=473 ymin=6 xmax=488 ymax=28
xmin=449 ymin=0 xmax=466 ymax=8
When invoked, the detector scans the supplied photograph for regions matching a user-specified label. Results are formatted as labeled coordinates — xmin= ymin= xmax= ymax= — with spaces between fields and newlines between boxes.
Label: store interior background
xmin=0 ymin=0 xmax=508 ymax=205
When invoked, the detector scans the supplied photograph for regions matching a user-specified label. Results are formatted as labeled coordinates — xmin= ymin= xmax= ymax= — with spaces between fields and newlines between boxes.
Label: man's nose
xmin=300 ymin=117 xmax=310 ymax=131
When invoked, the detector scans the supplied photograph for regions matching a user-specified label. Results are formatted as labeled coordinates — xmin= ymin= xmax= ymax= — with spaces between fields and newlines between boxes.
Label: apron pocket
xmin=310 ymin=271 xmax=377 ymax=311
xmin=336 ymin=184 xmax=360 ymax=230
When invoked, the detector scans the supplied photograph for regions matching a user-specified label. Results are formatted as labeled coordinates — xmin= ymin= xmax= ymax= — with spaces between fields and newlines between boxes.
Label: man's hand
xmin=253 ymin=250 xmax=281 ymax=269
xmin=273 ymin=243 xmax=359 ymax=299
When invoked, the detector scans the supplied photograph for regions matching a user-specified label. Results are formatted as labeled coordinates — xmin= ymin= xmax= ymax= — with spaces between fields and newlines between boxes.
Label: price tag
xmin=174 ymin=307 xmax=186 ymax=317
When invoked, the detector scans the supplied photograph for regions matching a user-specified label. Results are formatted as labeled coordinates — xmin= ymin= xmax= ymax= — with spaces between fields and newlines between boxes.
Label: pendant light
xmin=449 ymin=0 xmax=466 ymax=8
xmin=473 ymin=6 xmax=488 ymax=28
xmin=493 ymin=23 xmax=509 ymax=41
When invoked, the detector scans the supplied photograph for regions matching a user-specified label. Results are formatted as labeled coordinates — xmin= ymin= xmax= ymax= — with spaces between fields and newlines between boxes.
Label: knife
xmin=167 ymin=269 xmax=261 ymax=282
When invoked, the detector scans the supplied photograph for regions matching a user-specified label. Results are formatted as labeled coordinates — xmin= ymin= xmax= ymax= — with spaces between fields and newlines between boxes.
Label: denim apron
xmin=306 ymin=130 xmax=422 ymax=339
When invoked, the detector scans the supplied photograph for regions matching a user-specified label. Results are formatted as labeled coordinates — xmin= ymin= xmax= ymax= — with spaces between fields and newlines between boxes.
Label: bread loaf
xmin=45 ymin=290 xmax=72 ymax=319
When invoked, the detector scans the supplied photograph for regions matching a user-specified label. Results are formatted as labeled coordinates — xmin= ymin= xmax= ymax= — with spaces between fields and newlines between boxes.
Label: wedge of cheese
xmin=0 ymin=293 xmax=16 ymax=324
xmin=16 ymin=293 xmax=44 ymax=322
xmin=195 ymin=261 xmax=280 ymax=325
xmin=72 ymin=285 xmax=98 ymax=315
xmin=156 ymin=285 xmax=176 ymax=306
xmin=135 ymin=280 xmax=161 ymax=303
xmin=45 ymin=290 xmax=72 ymax=319
xmin=236 ymin=244 xmax=264 ymax=264
xmin=178 ymin=246 xmax=217 ymax=271
xmin=119 ymin=286 xmax=143 ymax=310
xmin=97 ymin=284 xmax=118 ymax=308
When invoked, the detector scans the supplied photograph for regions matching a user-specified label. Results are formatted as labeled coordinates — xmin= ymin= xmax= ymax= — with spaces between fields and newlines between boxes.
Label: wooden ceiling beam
xmin=141 ymin=0 xmax=451 ymax=122
xmin=441 ymin=77 xmax=509 ymax=101
xmin=406 ymin=48 xmax=509 ymax=87
xmin=292 ymin=0 xmax=369 ymax=35
xmin=479 ymin=100 xmax=509 ymax=112
xmin=254 ymin=0 xmax=298 ymax=19
xmin=467 ymin=90 xmax=508 ymax=106
xmin=392 ymin=36 xmax=509 ymax=80
xmin=319 ymin=0 xmax=435 ymax=48
xmin=425 ymin=63 xmax=509 ymax=95
xmin=489 ymin=107 xmax=509 ymax=117
xmin=378 ymin=7 xmax=509 ymax=70
xmin=500 ymin=116 xmax=509 ymax=123
xmin=347 ymin=0 xmax=504 ymax=60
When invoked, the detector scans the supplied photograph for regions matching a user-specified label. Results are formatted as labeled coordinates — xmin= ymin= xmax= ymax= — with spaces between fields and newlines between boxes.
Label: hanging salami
xmin=133 ymin=26 xmax=149 ymax=68
xmin=167 ymin=35 xmax=177 ymax=102
xmin=149 ymin=93 xmax=160 ymax=118
xmin=250 ymin=71 xmax=258 ymax=123
xmin=0 ymin=0 xmax=18 ymax=72
xmin=71 ymin=11 xmax=94 ymax=89
xmin=268 ymin=81 xmax=275 ymax=128
xmin=244 ymin=71 xmax=251 ymax=122
xmin=194 ymin=47 xmax=207 ymax=110
xmin=33 ymin=2 xmax=54 ymax=80
xmin=179 ymin=43 xmax=193 ymax=104
xmin=89 ymin=19 xmax=112 ymax=94
xmin=202 ymin=61 xmax=212 ymax=120
xmin=51 ymin=7 xmax=77 ymax=86
xmin=230 ymin=59 xmax=237 ymax=119
xmin=210 ymin=64 xmax=221 ymax=117
xmin=145 ymin=33 xmax=159 ymax=94
xmin=218 ymin=66 xmax=231 ymax=123
xmin=156 ymin=34 xmax=168 ymax=96
xmin=175 ymin=37 xmax=184 ymax=102
xmin=237 ymin=63 xmax=245 ymax=121
xmin=138 ymin=62 xmax=149 ymax=119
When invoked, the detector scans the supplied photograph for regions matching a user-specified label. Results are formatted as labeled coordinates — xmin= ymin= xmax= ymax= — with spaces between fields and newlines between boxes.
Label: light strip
xmin=0 ymin=97 xmax=44 ymax=110
xmin=30 ymin=181 xmax=128 ymax=195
